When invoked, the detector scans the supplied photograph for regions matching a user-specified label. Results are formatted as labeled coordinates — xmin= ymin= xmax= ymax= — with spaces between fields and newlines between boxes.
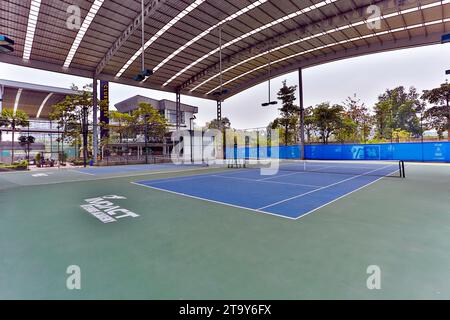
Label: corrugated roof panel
xmin=0 ymin=0 xmax=448 ymax=100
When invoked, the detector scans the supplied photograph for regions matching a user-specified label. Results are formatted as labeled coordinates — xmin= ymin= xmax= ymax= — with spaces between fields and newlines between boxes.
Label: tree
xmin=343 ymin=95 xmax=372 ymax=142
xmin=132 ymin=102 xmax=168 ymax=143
xmin=50 ymin=84 xmax=93 ymax=167
xmin=303 ymin=106 xmax=316 ymax=143
xmin=106 ymin=103 xmax=167 ymax=160
xmin=269 ymin=115 xmax=298 ymax=145
xmin=109 ymin=110 xmax=133 ymax=143
xmin=311 ymin=103 xmax=344 ymax=144
xmin=373 ymin=86 xmax=422 ymax=140
xmin=421 ymin=82 xmax=450 ymax=141
xmin=206 ymin=117 xmax=231 ymax=130
xmin=0 ymin=108 xmax=29 ymax=163
xmin=277 ymin=80 xmax=299 ymax=145
xmin=373 ymin=99 xmax=392 ymax=140
xmin=75 ymin=86 xmax=94 ymax=166
xmin=18 ymin=135 xmax=35 ymax=162
xmin=50 ymin=98 xmax=78 ymax=163
xmin=392 ymin=129 xmax=412 ymax=142
xmin=335 ymin=114 xmax=357 ymax=143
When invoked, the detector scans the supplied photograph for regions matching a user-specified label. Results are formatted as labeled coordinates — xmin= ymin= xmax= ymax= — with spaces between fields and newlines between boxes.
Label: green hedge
xmin=0 ymin=160 xmax=28 ymax=171
xmin=70 ymin=159 xmax=88 ymax=166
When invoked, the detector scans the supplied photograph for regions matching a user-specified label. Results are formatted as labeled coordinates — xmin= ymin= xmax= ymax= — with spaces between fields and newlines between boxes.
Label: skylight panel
xmin=23 ymin=0 xmax=42 ymax=60
xmin=115 ymin=0 xmax=207 ymax=78
xmin=63 ymin=0 xmax=105 ymax=68
xmin=162 ymin=0 xmax=338 ymax=87
xmin=193 ymin=0 xmax=445 ymax=93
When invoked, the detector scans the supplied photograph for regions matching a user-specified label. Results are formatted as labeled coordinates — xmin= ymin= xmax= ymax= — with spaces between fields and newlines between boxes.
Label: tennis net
xmin=230 ymin=159 xmax=406 ymax=178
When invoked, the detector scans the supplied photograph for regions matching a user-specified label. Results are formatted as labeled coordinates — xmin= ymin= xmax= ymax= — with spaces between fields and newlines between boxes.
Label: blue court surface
xmin=133 ymin=162 xmax=401 ymax=219
xmin=74 ymin=163 xmax=206 ymax=175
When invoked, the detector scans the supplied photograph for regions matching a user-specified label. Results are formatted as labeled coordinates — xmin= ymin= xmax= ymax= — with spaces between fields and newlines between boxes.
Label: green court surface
xmin=1 ymin=163 xmax=450 ymax=299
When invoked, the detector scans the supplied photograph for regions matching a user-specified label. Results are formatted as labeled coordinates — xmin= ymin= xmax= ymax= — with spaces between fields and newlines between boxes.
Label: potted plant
xmin=35 ymin=153 xmax=42 ymax=168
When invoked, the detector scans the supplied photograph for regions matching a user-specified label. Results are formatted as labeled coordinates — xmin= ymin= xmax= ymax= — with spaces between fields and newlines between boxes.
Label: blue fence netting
xmin=226 ymin=142 xmax=450 ymax=162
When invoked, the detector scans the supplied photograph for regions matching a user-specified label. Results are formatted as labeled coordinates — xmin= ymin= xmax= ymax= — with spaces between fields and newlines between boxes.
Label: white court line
xmin=257 ymin=171 xmax=308 ymax=180
xmin=137 ymin=168 xmax=249 ymax=185
xmin=279 ymin=164 xmax=379 ymax=174
xmin=210 ymin=174 xmax=322 ymax=188
xmin=138 ymin=166 xmax=332 ymax=188
xmin=130 ymin=181 xmax=297 ymax=220
xmin=131 ymin=165 xmax=399 ymax=221
xmin=137 ymin=165 xmax=351 ymax=187
xmin=70 ymin=169 xmax=96 ymax=176
xmin=144 ymin=174 xmax=214 ymax=185
xmin=258 ymin=164 xmax=396 ymax=210
xmin=292 ymin=174 xmax=391 ymax=220
xmin=256 ymin=164 xmax=337 ymax=181
xmin=10 ymin=166 xmax=216 ymax=188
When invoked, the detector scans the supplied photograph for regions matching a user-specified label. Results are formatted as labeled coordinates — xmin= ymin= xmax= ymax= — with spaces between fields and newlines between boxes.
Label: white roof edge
xmin=0 ymin=79 xmax=81 ymax=96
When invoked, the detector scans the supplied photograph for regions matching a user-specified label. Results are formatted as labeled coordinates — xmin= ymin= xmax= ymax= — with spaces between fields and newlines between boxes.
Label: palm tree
xmin=18 ymin=135 xmax=35 ymax=165
xmin=0 ymin=108 xmax=29 ymax=163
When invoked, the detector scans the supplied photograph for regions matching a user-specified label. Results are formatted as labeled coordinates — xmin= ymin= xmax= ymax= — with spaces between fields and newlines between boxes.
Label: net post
xmin=256 ymin=130 xmax=260 ymax=160
xmin=398 ymin=160 xmax=405 ymax=178
xmin=402 ymin=160 xmax=406 ymax=178
xmin=244 ymin=135 xmax=250 ymax=168
xmin=233 ymin=135 xmax=238 ymax=167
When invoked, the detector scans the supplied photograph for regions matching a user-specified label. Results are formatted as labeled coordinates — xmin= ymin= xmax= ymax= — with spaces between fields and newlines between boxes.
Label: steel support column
xmin=216 ymin=100 xmax=222 ymax=122
xmin=0 ymin=84 xmax=3 ymax=112
xmin=92 ymin=78 xmax=98 ymax=163
xmin=175 ymin=89 xmax=181 ymax=131
xmin=217 ymin=100 xmax=226 ymax=160
xmin=298 ymin=68 xmax=305 ymax=160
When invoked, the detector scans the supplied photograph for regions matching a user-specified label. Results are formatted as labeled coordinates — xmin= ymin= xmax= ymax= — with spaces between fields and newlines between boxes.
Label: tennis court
xmin=133 ymin=160 xmax=404 ymax=219
xmin=1 ymin=161 xmax=450 ymax=299
xmin=75 ymin=162 xmax=207 ymax=176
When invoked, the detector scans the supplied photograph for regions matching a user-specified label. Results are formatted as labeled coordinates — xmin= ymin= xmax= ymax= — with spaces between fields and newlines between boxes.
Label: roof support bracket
xmin=95 ymin=0 xmax=168 ymax=77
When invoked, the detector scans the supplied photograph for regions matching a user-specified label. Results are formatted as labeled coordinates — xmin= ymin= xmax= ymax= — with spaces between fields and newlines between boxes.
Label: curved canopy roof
xmin=0 ymin=79 xmax=80 ymax=119
xmin=1 ymin=0 xmax=449 ymax=101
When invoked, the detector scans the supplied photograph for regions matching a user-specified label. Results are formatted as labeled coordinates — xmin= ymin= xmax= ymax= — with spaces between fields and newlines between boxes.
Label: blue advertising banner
xmin=99 ymin=81 xmax=109 ymax=139
xmin=228 ymin=142 xmax=450 ymax=162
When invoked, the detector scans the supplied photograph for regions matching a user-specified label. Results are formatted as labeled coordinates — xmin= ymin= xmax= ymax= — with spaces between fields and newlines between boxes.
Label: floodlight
xmin=212 ymin=89 xmax=229 ymax=96
xmin=133 ymin=69 xmax=153 ymax=81
xmin=0 ymin=35 xmax=14 ymax=53
xmin=0 ymin=35 xmax=14 ymax=46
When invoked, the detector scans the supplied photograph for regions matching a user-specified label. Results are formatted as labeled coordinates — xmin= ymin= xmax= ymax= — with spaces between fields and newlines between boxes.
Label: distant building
xmin=0 ymin=79 xmax=80 ymax=164
xmin=103 ymin=96 xmax=200 ymax=163
xmin=114 ymin=95 xmax=198 ymax=130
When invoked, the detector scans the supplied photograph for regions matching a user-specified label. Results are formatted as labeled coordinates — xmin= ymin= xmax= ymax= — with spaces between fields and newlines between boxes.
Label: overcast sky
xmin=1 ymin=43 xmax=449 ymax=129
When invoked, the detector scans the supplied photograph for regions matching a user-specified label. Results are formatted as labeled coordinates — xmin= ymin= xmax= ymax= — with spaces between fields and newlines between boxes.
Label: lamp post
xmin=221 ymin=119 xmax=228 ymax=161
xmin=446 ymin=90 xmax=450 ymax=141
xmin=27 ymin=121 xmax=30 ymax=170
xmin=189 ymin=115 xmax=196 ymax=163
xmin=144 ymin=113 xmax=148 ymax=164
xmin=441 ymin=33 xmax=450 ymax=140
